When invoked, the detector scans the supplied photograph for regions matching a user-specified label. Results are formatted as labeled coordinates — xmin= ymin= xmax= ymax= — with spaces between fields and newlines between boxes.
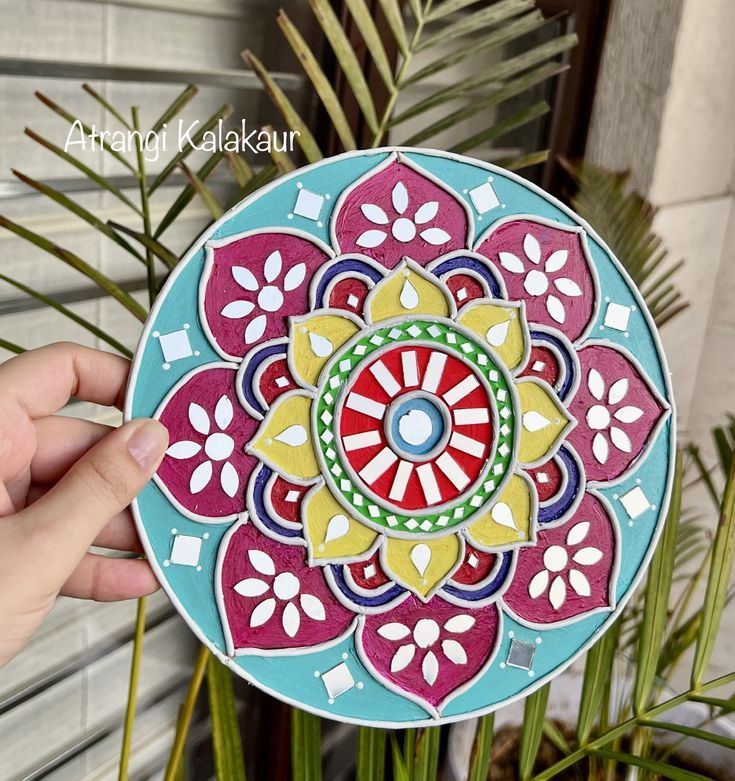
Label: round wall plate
xmin=125 ymin=148 xmax=674 ymax=726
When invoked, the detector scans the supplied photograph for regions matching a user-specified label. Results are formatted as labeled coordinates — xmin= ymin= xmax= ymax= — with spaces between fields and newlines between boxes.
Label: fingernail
xmin=127 ymin=420 xmax=169 ymax=470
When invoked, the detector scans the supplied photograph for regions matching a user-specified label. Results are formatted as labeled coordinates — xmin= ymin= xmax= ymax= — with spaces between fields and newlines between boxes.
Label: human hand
xmin=0 ymin=342 xmax=169 ymax=668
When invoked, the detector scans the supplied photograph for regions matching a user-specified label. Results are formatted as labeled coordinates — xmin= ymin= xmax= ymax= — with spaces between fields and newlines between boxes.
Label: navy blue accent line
xmin=239 ymin=342 xmax=287 ymax=417
xmin=329 ymin=565 xmax=406 ymax=608
xmin=314 ymin=258 xmax=384 ymax=307
xmin=251 ymin=465 xmax=303 ymax=540
xmin=537 ymin=446 xmax=582 ymax=525
xmin=441 ymin=552 xmax=513 ymax=602
xmin=431 ymin=256 xmax=503 ymax=298
xmin=529 ymin=329 xmax=576 ymax=401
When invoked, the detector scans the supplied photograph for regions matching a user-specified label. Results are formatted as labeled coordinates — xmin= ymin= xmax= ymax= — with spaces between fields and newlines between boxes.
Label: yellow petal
xmin=365 ymin=259 xmax=454 ymax=324
xmin=247 ymin=392 xmax=320 ymax=480
xmin=382 ymin=534 xmax=462 ymax=601
xmin=466 ymin=473 xmax=535 ymax=550
xmin=289 ymin=313 xmax=361 ymax=388
xmin=516 ymin=378 xmax=574 ymax=465
xmin=303 ymin=484 xmax=378 ymax=562
xmin=457 ymin=299 xmax=528 ymax=371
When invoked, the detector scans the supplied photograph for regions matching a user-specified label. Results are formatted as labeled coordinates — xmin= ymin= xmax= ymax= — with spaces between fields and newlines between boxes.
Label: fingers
xmin=0 ymin=342 xmax=130 ymax=418
xmin=16 ymin=418 xmax=168 ymax=587
xmin=92 ymin=510 xmax=143 ymax=553
xmin=60 ymin=554 xmax=160 ymax=601
xmin=31 ymin=417 xmax=113 ymax=484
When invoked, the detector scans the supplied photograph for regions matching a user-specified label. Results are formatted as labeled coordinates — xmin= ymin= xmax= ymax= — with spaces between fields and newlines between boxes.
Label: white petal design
xmin=422 ymin=650 xmax=439 ymax=685
xmin=410 ymin=543 xmax=432 ymax=576
xmin=528 ymin=569 xmax=549 ymax=598
xmin=166 ymin=440 xmax=202 ymax=459
xmin=608 ymin=378 xmax=629 ymax=405
xmin=545 ymin=249 xmax=568 ymax=272
xmin=283 ymin=262 xmax=306 ymax=291
xmin=300 ymin=594 xmax=326 ymax=621
xmin=491 ymin=501 xmax=517 ymax=530
xmin=391 ymin=644 xmax=416 ymax=673
xmin=413 ymin=619 xmax=440 ymax=648
xmin=214 ymin=395 xmax=233 ymax=430
xmin=263 ymin=250 xmax=282 ymax=283
xmin=588 ymin=369 xmax=605 ymax=400
xmin=522 ymin=410 xmax=551 ymax=432
xmin=523 ymin=233 xmax=541 ymax=264
xmin=274 ymin=424 xmax=308 ymax=447
xmin=249 ymin=549 xmax=275 ymax=576
xmin=244 ymin=314 xmax=267 ymax=344
xmin=356 ymin=229 xmax=387 ymax=248
xmin=414 ymin=201 xmax=439 ymax=224
xmin=189 ymin=461 xmax=213 ymax=494
xmin=573 ymin=547 xmax=603 ymax=566
xmin=250 ymin=598 xmax=276 ymax=627
xmin=443 ymin=615 xmax=475 ymax=634
xmin=442 ymin=639 xmax=467 ymax=665
xmin=282 ymin=601 xmax=301 ymax=637
xmin=188 ymin=403 xmax=210 ymax=435
xmin=568 ymin=568 xmax=591 ymax=597
xmin=232 ymin=266 xmax=259 ymax=291
xmin=392 ymin=181 xmax=409 ymax=214
xmin=234 ymin=578 xmax=269 ymax=597
xmin=419 ymin=228 xmax=451 ymax=245
xmin=308 ymin=331 xmax=333 ymax=357
xmin=378 ymin=622 xmax=411 ymax=641
xmin=546 ymin=294 xmax=566 ymax=324
xmin=399 ymin=279 xmax=419 ymax=309
xmin=220 ymin=461 xmax=239 ymax=498
xmin=361 ymin=203 xmax=389 ymax=224
xmin=549 ymin=575 xmax=567 ymax=610
xmin=324 ymin=514 xmax=350 ymax=542
xmin=498 ymin=251 xmax=525 ymax=273
xmin=486 ymin=320 xmax=510 ymax=347
xmin=566 ymin=521 xmax=590 ymax=546
xmin=610 ymin=426 xmax=632 ymax=453
xmin=554 ymin=277 xmax=582 ymax=296
xmin=614 ymin=405 xmax=643 ymax=423
xmin=221 ymin=300 xmax=255 ymax=319
xmin=592 ymin=432 xmax=609 ymax=464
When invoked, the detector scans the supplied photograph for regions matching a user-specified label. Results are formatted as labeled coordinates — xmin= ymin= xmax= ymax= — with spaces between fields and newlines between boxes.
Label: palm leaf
xmin=178 ymin=162 xmax=224 ymax=220
xmin=291 ymin=709 xmax=322 ymax=781
xmin=518 ymin=684 xmax=550 ymax=780
xmin=412 ymin=727 xmax=441 ymax=780
xmin=0 ymin=338 xmax=26 ymax=354
xmin=356 ymin=728 xmax=386 ymax=781
xmin=467 ymin=715 xmax=494 ymax=781
xmin=207 ymin=656 xmax=246 ymax=781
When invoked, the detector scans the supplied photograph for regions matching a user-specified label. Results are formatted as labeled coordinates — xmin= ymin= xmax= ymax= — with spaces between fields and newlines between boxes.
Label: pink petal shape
xmin=477 ymin=219 xmax=597 ymax=341
xmin=201 ymin=232 xmax=330 ymax=359
xmin=155 ymin=365 xmax=257 ymax=520
xmin=359 ymin=596 xmax=500 ymax=716
xmin=218 ymin=519 xmax=355 ymax=655
xmin=568 ymin=345 xmax=668 ymax=482
xmin=333 ymin=157 xmax=469 ymax=267
xmin=503 ymin=492 xmax=618 ymax=625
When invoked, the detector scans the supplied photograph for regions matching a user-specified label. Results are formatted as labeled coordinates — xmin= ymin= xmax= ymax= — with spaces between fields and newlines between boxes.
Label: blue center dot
xmin=389 ymin=396 xmax=447 ymax=458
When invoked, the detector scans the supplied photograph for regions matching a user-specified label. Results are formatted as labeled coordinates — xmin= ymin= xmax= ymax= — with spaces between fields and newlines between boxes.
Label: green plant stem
xmin=164 ymin=645 xmax=210 ymax=781
xmin=131 ymin=107 xmax=156 ymax=306
xmin=118 ymin=596 xmax=147 ymax=781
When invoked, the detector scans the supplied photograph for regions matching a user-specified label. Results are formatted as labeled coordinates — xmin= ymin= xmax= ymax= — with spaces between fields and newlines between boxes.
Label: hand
xmin=0 ymin=342 xmax=169 ymax=668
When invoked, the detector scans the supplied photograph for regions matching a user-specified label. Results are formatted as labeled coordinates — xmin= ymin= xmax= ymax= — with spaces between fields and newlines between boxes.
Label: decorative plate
xmin=125 ymin=148 xmax=674 ymax=726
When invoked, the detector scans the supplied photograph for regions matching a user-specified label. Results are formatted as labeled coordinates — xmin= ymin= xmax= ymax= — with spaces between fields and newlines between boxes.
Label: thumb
xmin=18 ymin=418 xmax=168 ymax=582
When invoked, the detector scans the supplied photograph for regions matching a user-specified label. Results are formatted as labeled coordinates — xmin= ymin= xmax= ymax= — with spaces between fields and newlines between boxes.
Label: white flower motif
xmin=497 ymin=232 xmax=581 ymax=324
xmin=356 ymin=181 xmax=451 ymax=249
xmin=166 ymin=395 xmax=240 ymax=498
xmin=527 ymin=521 xmax=604 ymax=610
xmin=377 ymin=614 xmax=475 ymax=684
xmin=222 ymin=250 xmax=307 ymax=344
xmin=233 ymin=549 xmax=326 ymax=637
xmin=585 ymin=369 xmax=643 ymax=465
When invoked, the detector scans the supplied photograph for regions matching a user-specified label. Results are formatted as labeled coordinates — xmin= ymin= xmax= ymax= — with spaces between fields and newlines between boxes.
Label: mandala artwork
xmin=126 ymin=149 xmax=674 ymax=725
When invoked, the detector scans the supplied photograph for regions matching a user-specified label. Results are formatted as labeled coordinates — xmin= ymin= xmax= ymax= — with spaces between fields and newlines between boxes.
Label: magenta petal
xmin=503 ymin=493 xmax=618 ymax=625
xmin=567 ymin=344 xmax=669 ymax=483
xmin=334 ymin=156 xmax=470 ymax=267
xmin=476 ymin=219 xmax=597 ymax=341
xmin=155 ymin=364 xmax=257 ymax=520
xmin=201 ymin=231 xmax=331 ymax=359
xmin=218 ymin=519 xmax=356 ymax=655
xmin=358 ymin=596 xmax=500 ymax=716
